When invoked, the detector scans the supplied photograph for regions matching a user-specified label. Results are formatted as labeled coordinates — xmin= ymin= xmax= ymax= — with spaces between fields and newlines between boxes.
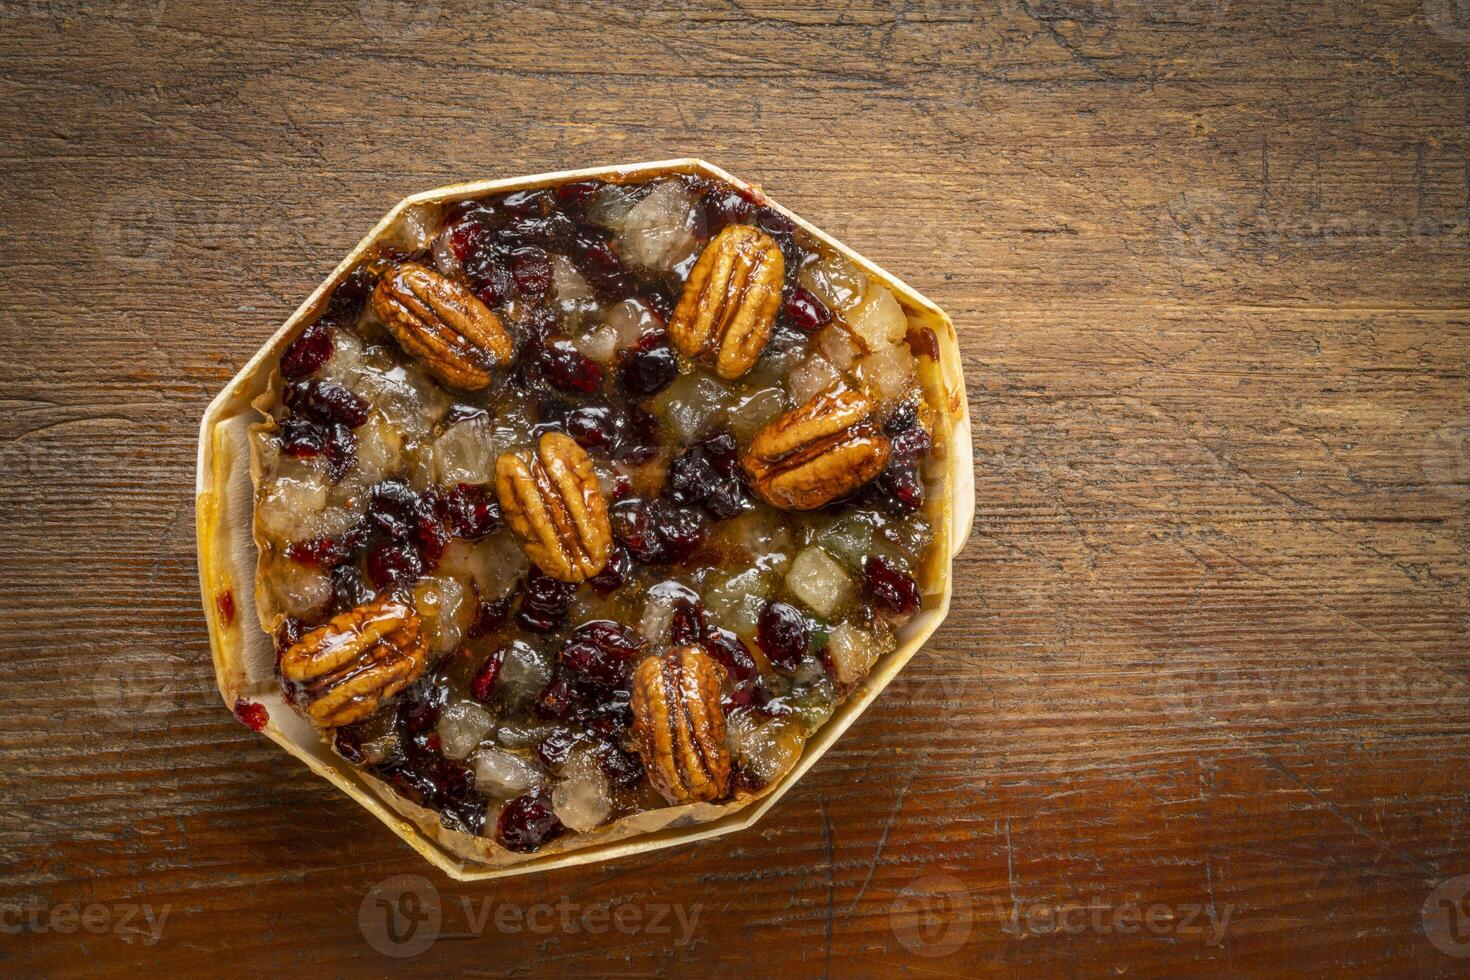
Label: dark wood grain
xmin=2 ymin=0 xmax=1468 ymax=975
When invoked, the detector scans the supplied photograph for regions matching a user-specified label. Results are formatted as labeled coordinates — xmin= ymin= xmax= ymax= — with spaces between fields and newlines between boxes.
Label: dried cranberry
xmin=284 ymin=380 xmax=369 ymax=428
xmin=864 ymin=555 xmax=921 ymax=616
xmin=439 ymin=482 xmax=502 ymax=540
xmin=573 ymin=685 xmax=633 ymax=738
xmin=536 ymin=727 xmax=579 ymax=768
xmin=556 ymin=180 xmax=602 ymax=203
xmin=499 ymin=211 xmax=575 ymax=249
xmin=276 ymin=617 xmax=305 ymax=655
xmin=571 ymin=229 xmax=632 ymax=299
xmin=510 ymin=246 xmax=553 ymax=298
xmin=541 ymin=337 xmax=604 ymax=393
xmin=280 ymin=319 xmax=334 ymax=379
xmin=669 ymin=597 xmax=708 ymax=647
xmin=703 ymin=188 xmax=756 ymax=231
xmin=561 ymin=620 xmax=648 ymax=685
xmin=333 ymin=727 xmax=363 ymax=764
xmin=400 ymin=679 xmax=449 ymax=734
xmin=440 ymin=797 xmax=487 ymax=836
xmin=323 ymin=423 xmax=356 ymax=482
xmin=612 ymin=498 xmax=707 ymax=564
xmin=614 ymin=406 xmax=661 ymax=464
xmin=565 ymin=404 xmax=619 ymax=451
xmin=232 ymin=697 xmax=269 ymax=732
xmin=470 ymin=259 xmax=512 ymax=307
xmin=330 ymin=563 xmax=373 ymax=612
xmin=279 ymin=416 xmax=326 ymax=458
xmin=757 ymin=601 xmax=809 ymax=672
xmin=368 ymin=480 xmax=446 ymax=562
xmin=593 ymin=739 xmax=644 ymax=789
xmin=667 ymin=447 xmax=721 ymax=507
xmin=876 ymin=460 xmax=924 ymax=513
xmin=617 ymin=333 xmax=678 ymax=396
xmin=517 ymin=570 xmax=575 ymax=632
xmin=640 ymin=284 xmax=675 ymax=322
xmin=784 ymin=286 xmax=831 ymax=333
xmin=470 ymin=593 xmax=514 ymax=636
xmin=469 ymin=647 xmax=507 ymax=703
xmin=704 ymin=627 xmax=759 ymax=684
xmin=284 ymin=536 xmax=337 ymax=567
xmin=498 ymin=791 xmax=565 ymax=852
xmin=448 ymin=217 xmax=488 ymax=263
xmin=723 ymin=677 xmax=775 ymax=713
xmin=667 ymin=432 xmax=749 ymax=519
xmin=890 ymin=425 xmax=932 ymax=459
xmin=587 ymin=543 xmax=631 ymax=594
xmin=366 ymin=539 xmax=423 ymax=588
xmin=535 ymin=675 xmax=575 ymax=719
xmin=756 ymin=206 xmax=795 ymax=236
xmin=729 ymin=763 xmax=765 ymax=794
xmin=327 ymin=267 xmax=376 ymax=319
xmin=376 ymin=759 xmax=439 ymax=808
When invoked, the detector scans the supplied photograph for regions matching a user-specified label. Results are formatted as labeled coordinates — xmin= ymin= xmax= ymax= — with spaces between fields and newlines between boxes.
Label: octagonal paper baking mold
xmin=196 ymin=159 xmax=974 ymax=881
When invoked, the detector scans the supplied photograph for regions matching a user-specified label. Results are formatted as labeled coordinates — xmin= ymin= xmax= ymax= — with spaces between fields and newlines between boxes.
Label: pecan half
xmin=630 ymin=645 xmax=731 ymax=805
xmin=495 ymin=432 xmax=612 ymax=583
xmin=741 ymin=382 xmax=892 ymax=510
xmin=668 ymin=224 xmax=785 ymax=379
xmin=371 ymin=261 xmax=513 ymax=389
xmin=278 ymin=595 xmax=428 ymax=728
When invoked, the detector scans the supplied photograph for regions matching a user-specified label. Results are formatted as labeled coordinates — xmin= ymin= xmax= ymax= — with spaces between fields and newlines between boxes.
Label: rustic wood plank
xmin=2 ymin=0 xmax=1468 ymax=975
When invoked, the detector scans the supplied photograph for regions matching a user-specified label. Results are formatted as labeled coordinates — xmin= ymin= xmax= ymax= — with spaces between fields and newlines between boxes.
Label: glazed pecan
xmin=741 ymin=382 xmax=892 ymax=510
xmin=278 ymin=595 xmax=428 ymax=728
xmin=371 ymin=261 xmax=513 ymax=389
xmin=668 ymin=224 xmax=785 ymax=379
xmin=495 ymin=432 xmax=612 ymax=583
xmin=630 ymin=645 xmax=731 ymax=805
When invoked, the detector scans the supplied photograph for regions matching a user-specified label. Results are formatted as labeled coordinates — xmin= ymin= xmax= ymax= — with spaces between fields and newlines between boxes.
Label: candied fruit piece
xmin=436 ymin=698 xmax=495 ymax=760
xmin=470 ymin=746 xmax=544 ymax=800
xmin=784 ymin=546 xmax=853 ymax=618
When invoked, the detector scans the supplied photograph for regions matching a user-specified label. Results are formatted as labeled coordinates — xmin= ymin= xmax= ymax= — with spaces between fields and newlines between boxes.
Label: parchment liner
xmin=196 ymin=159 xmax=974 ymax=881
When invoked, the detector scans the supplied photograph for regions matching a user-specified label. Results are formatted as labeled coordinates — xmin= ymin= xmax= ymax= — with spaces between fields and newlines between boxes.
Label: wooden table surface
xmin=3 ymin=1 xmax=1468 ymax=976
